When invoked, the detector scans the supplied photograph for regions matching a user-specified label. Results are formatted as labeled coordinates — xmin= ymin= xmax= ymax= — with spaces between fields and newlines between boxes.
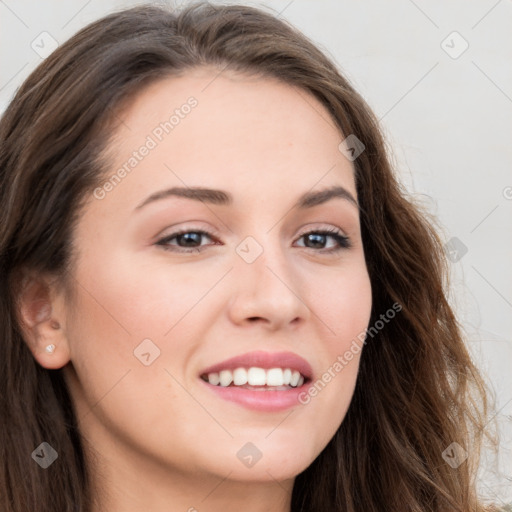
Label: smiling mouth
xmin=200 ymin=366 xmax=308 ymax=390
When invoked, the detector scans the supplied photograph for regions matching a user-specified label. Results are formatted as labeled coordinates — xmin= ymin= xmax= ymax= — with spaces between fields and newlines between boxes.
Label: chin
xmin=225 ymin=459 xmax=308 ymax=483
xmin=188 ymin=437 xmax=315 ymax=483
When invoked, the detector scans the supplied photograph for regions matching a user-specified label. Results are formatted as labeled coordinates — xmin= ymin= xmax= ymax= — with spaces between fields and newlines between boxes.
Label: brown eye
xmin=155 ymin=228 xmax=351 ymax=255
xmin=156 ymin=230 xmax=217 ymax=253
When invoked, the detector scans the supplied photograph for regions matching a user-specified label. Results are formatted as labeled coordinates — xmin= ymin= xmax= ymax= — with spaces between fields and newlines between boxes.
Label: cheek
xmin=312 ymin=260 xmax=372 ymax=349
xmin=298 ymin=262 xmax=371 ymax=427
xmin=64 ymin=255 xmax=205 ymax=447
xmin=72 ymin=248 xmax=226 ymax=339
xmin=64 ymin=249 xmax=228 ymax=409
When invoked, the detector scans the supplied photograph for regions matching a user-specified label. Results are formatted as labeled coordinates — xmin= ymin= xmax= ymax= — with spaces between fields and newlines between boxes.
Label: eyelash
xmin=155 ymin=227 xmax=351 ymax=254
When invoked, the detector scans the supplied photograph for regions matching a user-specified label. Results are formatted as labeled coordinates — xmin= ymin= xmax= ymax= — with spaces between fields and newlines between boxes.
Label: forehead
xmin=100 ymin=68 xmax=356 ymax=209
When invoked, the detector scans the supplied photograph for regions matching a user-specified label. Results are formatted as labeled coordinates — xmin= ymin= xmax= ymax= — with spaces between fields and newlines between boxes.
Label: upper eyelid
xmin=156 ymin=226 xmax=348 ymax=245
xmin=157 ymin=224 xmax=346 ymax=236
xmin=157 ymin=227 xmax=219 ymax=243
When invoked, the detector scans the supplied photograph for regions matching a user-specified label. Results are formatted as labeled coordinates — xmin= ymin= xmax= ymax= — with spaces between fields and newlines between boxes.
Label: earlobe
xmin=16 ymin=273 xmax=71 ymax=370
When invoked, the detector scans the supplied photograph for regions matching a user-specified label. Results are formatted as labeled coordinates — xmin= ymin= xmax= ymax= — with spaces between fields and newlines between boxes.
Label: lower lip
xmin=199 ymin=379 xmax=311 ymax=412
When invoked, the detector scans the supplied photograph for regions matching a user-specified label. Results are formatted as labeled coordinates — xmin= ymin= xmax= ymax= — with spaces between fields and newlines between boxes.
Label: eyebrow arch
xmin=134 ymin=185 xmax=358 ymax=211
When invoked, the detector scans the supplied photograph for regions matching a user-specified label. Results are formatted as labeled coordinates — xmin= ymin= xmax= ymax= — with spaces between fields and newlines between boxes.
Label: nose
xmin=227 ymin=242 xmax=311 ymax=331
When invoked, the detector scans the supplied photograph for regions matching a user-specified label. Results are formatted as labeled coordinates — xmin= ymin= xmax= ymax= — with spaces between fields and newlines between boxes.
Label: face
xmin=60 ymin=68 xmax=372 ymax=485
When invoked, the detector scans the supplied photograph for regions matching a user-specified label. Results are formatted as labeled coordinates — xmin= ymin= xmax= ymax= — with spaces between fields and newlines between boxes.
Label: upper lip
xmin=199 ymin=350 xmax=313 ymax=380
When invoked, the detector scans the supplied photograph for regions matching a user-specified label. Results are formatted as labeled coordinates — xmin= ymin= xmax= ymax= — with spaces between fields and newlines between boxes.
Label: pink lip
xmin=198 ymin=350 xmax=314 ymax=412
xmin=199 ymin=379 xmax=311 ymax=412
xmin=199 ymin=350 xmax=313 ymax=380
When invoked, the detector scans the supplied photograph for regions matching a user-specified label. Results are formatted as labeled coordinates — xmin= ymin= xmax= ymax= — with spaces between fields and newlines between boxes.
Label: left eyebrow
xmin=135 ymin=187 xmax=232 ymax=210
xmin=295 ymin=185 xmax=359 ymax=210
xmin=134 ymin=185 xmax=358 ymax=211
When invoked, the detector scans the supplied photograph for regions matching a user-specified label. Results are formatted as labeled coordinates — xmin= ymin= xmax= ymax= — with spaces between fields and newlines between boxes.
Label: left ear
xmin=15 ymin=271 xmax=71 ymax=369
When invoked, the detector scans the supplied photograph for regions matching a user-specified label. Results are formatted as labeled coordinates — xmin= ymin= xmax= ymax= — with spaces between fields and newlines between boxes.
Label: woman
xmin=0 ymin=3 xmax=500 ymax=511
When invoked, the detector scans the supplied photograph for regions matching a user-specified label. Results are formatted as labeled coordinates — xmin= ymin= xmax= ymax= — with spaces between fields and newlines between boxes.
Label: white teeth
xmin=247 ymin=367 xmax=267 ymax=386
xmin=219 ymin=370 xmax=233 ymax=387
xmin=266 ymin=368 xmax=284 ymax=386
xmin=203 ymin=367 xmax=306 ymax=388
xmin=233 ymin=368 xmax=248 ymax=386
xmin=207 ymin=372 xmax=220 ymax=386
xmin=289 ymin=370 xmax=300 ymax=387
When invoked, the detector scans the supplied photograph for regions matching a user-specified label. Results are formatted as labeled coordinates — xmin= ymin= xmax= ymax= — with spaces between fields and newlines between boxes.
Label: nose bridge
xmin=228 ymin=231 xmax=309 ymax=327
xmin=236 ymin=231 xmax=291 ymax=286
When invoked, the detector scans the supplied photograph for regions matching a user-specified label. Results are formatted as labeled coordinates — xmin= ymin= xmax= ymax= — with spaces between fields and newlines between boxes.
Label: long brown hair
xmin=0 ymin=3 xmax=497 ymax=511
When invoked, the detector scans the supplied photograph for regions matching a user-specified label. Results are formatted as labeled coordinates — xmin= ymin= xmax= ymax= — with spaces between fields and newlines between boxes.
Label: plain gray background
xmin=1 ymin=0 xmax=510 ymax=504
